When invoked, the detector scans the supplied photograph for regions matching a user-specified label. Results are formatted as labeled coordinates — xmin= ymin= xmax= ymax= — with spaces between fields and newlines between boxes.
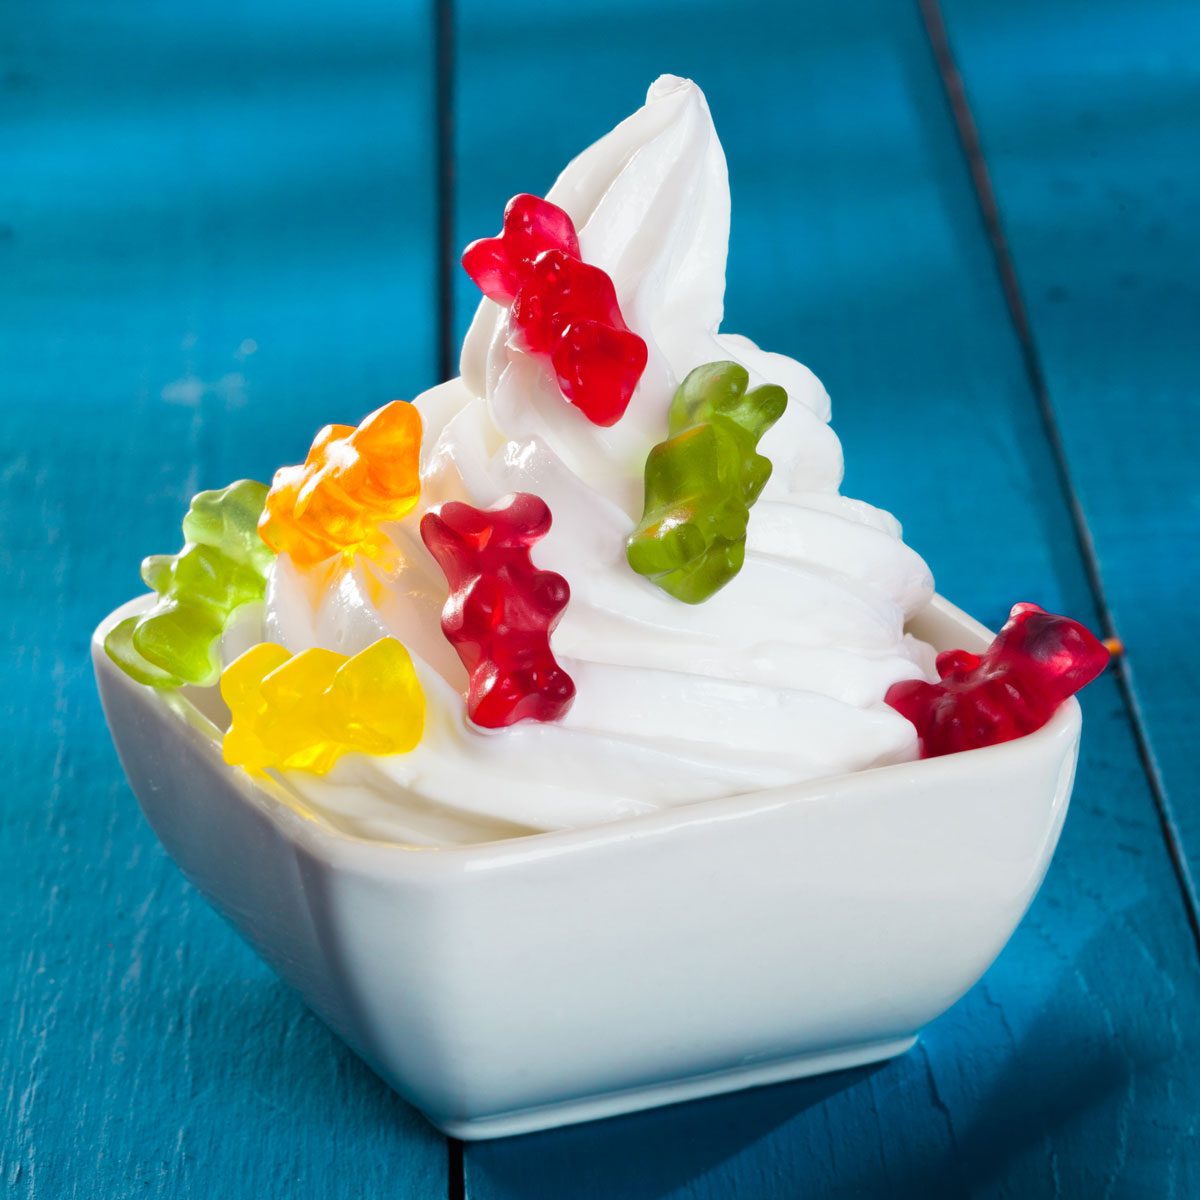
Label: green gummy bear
xmin=105 ymin=479 xmax=272 ymax=688
xmin=626 ymin=361 xmax=787 ymax=604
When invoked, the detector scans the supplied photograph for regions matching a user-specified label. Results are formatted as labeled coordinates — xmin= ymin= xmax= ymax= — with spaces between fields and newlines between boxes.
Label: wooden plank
xmin=0 ymin=2 xmax=446 ymax=1196
xmin=937 ymin=0 xmax=1200 ymax=922
xmin=451 ymin=1 xmax=1200 ymax=1195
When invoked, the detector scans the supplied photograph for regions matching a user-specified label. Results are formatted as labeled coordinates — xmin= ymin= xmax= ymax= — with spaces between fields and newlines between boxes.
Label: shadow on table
xmin=465 ymin=1060 xmax=885 ymax=1200
xmin=465 ymin=1007 xmax=1140 ymax=1200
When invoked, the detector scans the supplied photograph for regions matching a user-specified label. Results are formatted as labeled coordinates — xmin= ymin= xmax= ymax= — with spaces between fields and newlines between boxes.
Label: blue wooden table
xmin=3 ymin=1 xmax=1198 ymax=1195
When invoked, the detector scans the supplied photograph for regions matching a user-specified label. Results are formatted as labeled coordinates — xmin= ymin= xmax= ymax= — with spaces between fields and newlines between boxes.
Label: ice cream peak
xmin=260 ymin=75 xmax=936 ymax=845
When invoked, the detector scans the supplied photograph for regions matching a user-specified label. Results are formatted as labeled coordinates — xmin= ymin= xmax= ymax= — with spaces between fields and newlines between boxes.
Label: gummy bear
xmin=259 ymin=400 xmax=422 ymax=567
xmin=461 ymin=194 xmax=647 ymax=427
xmin=420 ymin=493 xmax=576 ymax=728
xmin=221 ymin=638 xmax=425 ymax=775
xmin=886 ymin=603 xmax=1110 ymax=758
xmin=627 ymin=361 xmax=787 ymax=604
xmin=105 ymin=480 xmax=273 ymax=688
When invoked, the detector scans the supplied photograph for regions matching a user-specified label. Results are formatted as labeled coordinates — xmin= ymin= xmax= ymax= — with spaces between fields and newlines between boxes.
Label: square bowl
xmin=93 ymin=594 xmax=1078 ymax=1139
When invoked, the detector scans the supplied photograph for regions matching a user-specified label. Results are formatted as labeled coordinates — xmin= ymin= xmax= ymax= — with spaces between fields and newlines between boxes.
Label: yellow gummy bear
xmin=258 ymin=400 xmax=422 ymax=567
xmin=220 ymin=638 xmax=425 ymax=775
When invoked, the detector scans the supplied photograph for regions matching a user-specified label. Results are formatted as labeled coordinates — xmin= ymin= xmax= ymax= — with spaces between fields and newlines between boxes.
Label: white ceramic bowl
xmin=92 ymin=594 xmax=1078 ymax=1139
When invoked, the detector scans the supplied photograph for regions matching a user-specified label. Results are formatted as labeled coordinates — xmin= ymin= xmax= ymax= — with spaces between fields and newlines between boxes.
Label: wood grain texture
xmin=451 ymin=0 xmax=1200 ymax=1196
xmin=937 ymin=0 xmax=1200 ymax=924
xmin=5 ymin=0 xmax=1198 ymax=1196
xmin=0 ymin=2 xmax=446 ymax=1196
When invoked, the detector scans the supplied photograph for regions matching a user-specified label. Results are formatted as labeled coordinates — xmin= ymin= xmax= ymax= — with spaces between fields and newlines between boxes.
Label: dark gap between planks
xmin=435 ymin=0 xmax=457 ymax=383
xmin=448 ymin=1138 xmax=465 ymax=1200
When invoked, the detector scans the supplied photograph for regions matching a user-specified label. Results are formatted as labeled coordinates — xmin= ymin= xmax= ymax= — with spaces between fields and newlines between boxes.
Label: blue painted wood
xmin=937 ymin=0 xmax=1200 ymax=921
xmin=0 ymin=2 xmax=446 ymax=1195
xmin=451 ymin=1 xmax=1200 ymax=1196
xmin=6 ymin=0 xmax=1198 ymax=1194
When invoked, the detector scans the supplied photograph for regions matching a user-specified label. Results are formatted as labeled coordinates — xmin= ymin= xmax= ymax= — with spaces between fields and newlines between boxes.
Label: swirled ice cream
xmin=259 ymin=75 xmax=935 ymax=845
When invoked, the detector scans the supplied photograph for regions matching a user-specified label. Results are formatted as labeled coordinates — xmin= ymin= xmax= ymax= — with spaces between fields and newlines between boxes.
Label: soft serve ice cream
xmin=253 ymin=75 xmax=936 ymax=844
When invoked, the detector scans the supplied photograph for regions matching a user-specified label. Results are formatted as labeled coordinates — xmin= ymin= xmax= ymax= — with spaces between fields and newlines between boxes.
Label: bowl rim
xmin=93 ymin=592 xmax=1082 ymax=876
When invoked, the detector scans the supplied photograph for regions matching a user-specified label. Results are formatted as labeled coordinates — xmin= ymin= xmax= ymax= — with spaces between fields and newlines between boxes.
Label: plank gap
xmin=434 ymin=0 xmax=457 ymax=382
xmin=916 ymin=0 xmax=1200 ymax=959
xmin=448 ymin=1137 xmax=466 ymax=1200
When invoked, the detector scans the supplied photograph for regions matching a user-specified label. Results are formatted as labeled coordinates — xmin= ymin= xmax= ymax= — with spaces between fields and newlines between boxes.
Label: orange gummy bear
xmin=258 ymin=400 xmax=422 ymax=566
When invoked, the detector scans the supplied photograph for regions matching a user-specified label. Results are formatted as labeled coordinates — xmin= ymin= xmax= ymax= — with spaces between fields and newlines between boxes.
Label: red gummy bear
xmin=420 ymin=492 xmax=576 ymax=729
xmin=886 ymin=603 xmax=1109 ymax=758
xmin=461 ymin=194 xmax=647 ymax=427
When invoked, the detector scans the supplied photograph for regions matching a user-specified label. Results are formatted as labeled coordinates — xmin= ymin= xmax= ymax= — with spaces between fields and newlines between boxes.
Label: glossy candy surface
xmin=461 ymin=194 xmax=647 ymax=426
xmin=886 ymin=602 xmax=1110 ymax=757
xmin=259 ymin=400 xmax=422 ymax=566
xmin=221 ymin=638 xmax=425 ymax=775
xmin=627 ymin=361 xmax=786 ymax=603
xmin=460 ymin=192 xmax=580 ymax=304
xmin=420 ymin=493 xmax=575 ymax=728
xmin=105 ymin=480 xmax=273 ymax=687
